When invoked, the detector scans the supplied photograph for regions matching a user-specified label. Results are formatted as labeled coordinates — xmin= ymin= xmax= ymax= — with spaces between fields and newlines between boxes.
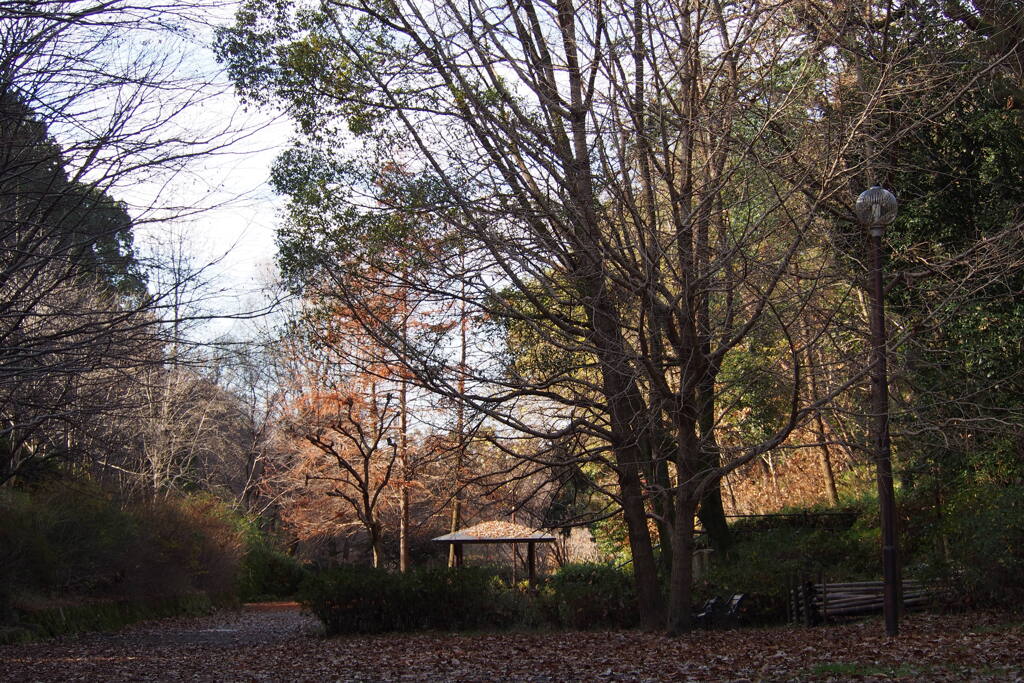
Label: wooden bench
xmin=790 ymin=580 xmax=930 ymax=624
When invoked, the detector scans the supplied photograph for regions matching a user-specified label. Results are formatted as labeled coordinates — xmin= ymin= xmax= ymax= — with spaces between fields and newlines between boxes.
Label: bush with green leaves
xmin=0 ymin=483 xmax=251 ymax=606
xmin=300 ymin=564 xmax=533 ymax=634
xmin=237 ymin=541 xmax=308 ymax=601
xmin=701 ymin=507 xmax=877 ymax=622
xmin=543 ymin=562 xmax=638 ymax=629
xmin=922 ymin=484 xmax=1024 ymax=606
xmin=0 ymin=482 xmax=139 ymax=599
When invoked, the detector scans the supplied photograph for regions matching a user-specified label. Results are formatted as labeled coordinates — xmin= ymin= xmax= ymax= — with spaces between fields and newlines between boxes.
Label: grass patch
xmin=963 ymin=619 xmax=1024 ymax=635
xmin=0 ymin=593 xmax=221 ymax=644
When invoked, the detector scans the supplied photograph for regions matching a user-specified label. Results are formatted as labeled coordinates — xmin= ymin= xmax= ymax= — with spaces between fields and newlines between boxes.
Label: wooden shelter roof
xmin=431 ymin=521 xmax=555 ymax=544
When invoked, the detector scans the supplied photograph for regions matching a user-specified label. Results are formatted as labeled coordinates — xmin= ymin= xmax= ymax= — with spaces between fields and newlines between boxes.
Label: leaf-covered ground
xmin=1 ymin=603 xmax=1021 ymax=681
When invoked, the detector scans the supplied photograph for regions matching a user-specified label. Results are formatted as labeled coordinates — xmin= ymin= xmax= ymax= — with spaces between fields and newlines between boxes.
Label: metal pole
xmin=868 ymin=231 xmax=901 ymax=637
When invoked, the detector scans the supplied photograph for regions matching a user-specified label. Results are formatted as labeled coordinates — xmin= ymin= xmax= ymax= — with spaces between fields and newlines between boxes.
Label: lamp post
xmin=855 ymin=185 xmax=900 ymax=637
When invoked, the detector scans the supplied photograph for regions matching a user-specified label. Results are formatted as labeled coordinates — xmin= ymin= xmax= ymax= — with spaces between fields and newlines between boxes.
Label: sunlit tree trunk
xmin=448 ymin=282 xmax=467 ymax=568
xmin=398 ymin=298 xmax=410 ymax=573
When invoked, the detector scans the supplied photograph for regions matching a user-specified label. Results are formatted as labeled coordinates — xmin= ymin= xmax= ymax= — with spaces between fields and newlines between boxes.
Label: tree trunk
xmin=665 ymin=404 xmax=704 ymax=632
xmin=666 ymin=495 xmax=698 ymax=634
xmin=697 ymin=370 xmax=730 ymax=551
xmin=449 ymin=291 xmax=467 ymax=568
xmin=369 ymin=522 xmax=383 ymax=568
xmin=697 ymin=482 xmax=729 ymax=553
xmin=448 ymin=495 xmax=463 ymax=568
xmin=816 ymin=413 xmax=840 ymax=507
xmin=651 ymin=456 xmax=675 ymax=575
xmin=643 ymin=430 xmax=675 ymax=573
xmin=596 ymin=350 xmax=664 ymax=626
xmin=579 ymin=259 xmax=664 ymax=629
xmin=399 ymin=477 xmax=409 ymax=572
xmin=616 ymin=459 xmax=664 ymax=629
xmin=803 ymin=314 xmax=840 ymax=506
xmin=399 ymin=311 xmax=410 ymax=573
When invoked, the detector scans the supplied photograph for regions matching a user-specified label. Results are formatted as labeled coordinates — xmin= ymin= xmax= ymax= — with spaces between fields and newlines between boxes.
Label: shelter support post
xmin=528 ymin=542 xmax=536 ymax=587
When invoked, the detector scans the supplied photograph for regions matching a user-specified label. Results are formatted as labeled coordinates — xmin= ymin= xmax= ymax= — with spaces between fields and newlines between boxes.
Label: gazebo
xmin=432 ymin=521 xmax=556 ymax=586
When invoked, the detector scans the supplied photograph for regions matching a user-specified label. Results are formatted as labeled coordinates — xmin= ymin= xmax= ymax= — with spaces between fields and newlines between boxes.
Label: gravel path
xmin=0 ymin=602 xmax=321 ymax=681
xmin=80 ymin=601 xmax=321 ymax=648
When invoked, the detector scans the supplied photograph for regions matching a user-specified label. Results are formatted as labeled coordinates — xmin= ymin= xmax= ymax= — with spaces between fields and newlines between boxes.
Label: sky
xmin=119 ymin=7 xmax=296 ymax=341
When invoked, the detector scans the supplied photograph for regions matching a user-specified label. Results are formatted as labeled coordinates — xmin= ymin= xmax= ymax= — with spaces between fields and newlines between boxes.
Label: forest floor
xmin=1 ymin=602 xmax=1021 ymax=681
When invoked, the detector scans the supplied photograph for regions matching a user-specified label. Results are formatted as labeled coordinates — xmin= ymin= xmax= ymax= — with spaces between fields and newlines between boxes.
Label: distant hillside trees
xmin=0 ymin=1 xmax=270 ymax=494
xmin=0 ymin=92 xmax=158 ymax=483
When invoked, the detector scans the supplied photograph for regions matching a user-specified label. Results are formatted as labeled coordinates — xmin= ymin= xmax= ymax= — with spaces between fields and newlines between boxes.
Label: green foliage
xmin=237 ymin=541 xmax=308 ymax=601
xmin=302 ymin=562 xmax=643 ymax=635
xmin=0 ymin=483 xmax=139 ymax=598
xmin=216 ymin=0 xmax=404 ymax=138
xmin=542 ymin=563 xmax=638 ymax=629
xmin=884 ymin=35 xmax=1024 ymax=496
xmin=300 ymin=565 xmax=532 ymax=634
xmin=703 ymin=508 xmax=876 ymax=622
xmin=0 ymin=482 xmax=279 ymax=639
xmin=0 ymin=91 xmax=147 ymax=299
xmin=717 ymin=325 xmax=794 ymax=443
xmin=590 ymin=514 xmax=631 ymax=565
xmin=709 ymin=489 xmax=1024 ymax=621
xmin=58 ymin=184 xmax=147 ymax=299
xmin=922 ymin=484 xmax=1024 ymax=606
xmin=0 ymin=483 xmax=247 ymax=609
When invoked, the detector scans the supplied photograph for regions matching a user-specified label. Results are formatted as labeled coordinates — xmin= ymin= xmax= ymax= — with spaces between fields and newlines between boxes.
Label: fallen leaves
xmin=1 ymin=604 xmax=1022 ymax=681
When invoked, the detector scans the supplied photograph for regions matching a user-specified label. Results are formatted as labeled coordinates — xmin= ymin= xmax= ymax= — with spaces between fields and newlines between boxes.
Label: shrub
xmin=301 ymin=565 xmax=398 ymax=634
xmin=702 ymin=509 xmax=877 ymax=623
xmin=0 ymin=483 xmax=138 ymax=597
xmin=543 ymin=563 xmax=638 ymax=629
xmin=0 ymin=483 xmax=247 ymax=607
xmin=1 ymin=483 xmax=254 ymax=638
xmin=924 ymin=484 xmax=1024 ymax=606
xmin=126 ymin=493 xmax=244 ymax=598
xmin=237 ymin=542 xmax=307 ymax=601
xmin=300 ymin=564 xmax=530 ymax=634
